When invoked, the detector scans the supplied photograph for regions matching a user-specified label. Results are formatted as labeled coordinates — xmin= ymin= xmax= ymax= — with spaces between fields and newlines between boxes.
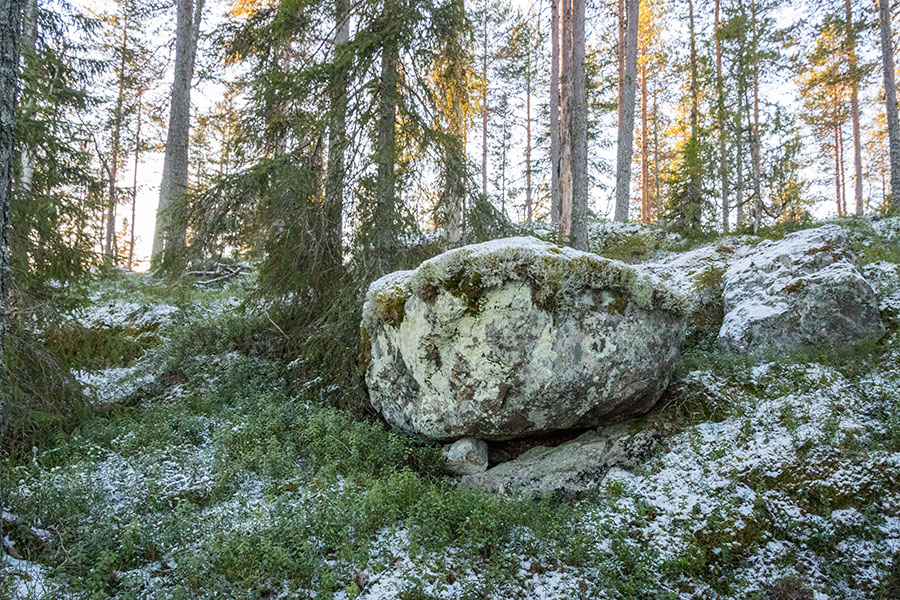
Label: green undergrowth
xmin=4 ymin=231 xmax=900 ymax=599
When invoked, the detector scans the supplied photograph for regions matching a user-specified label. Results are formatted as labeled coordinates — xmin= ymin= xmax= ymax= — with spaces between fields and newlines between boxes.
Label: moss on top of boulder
xmin=362 ymin=237 xmax=687 ymax=332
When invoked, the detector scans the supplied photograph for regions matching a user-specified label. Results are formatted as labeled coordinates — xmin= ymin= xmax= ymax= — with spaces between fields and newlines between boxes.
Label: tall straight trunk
xmin=550 ymin=0 xmax=560 ymax=223
xmin=324 ymin=0 xmax=350 ymax=268
xmin=0 ymin=0 xmax=22 ymax=417
xmin=750 ymin=0 xmax=762 ymax=233
xmin=526 ymin=63 xmax=533 ymax=222
xmin=834 ymin=119 xmax=842 ymax=216
xmin=653 ymin=84 xmax=660 ymax=216
xmin=877 ymin=0 xmax=900 ymax=210
xmin=105 ymin=22 xmax=129 ymax=261
xmin=839 ymin=122 xmax=847 ymax=215
xmin=617 ymin=0 xmax=625 ymax=149
xmin=687 ymin=0 xmax=701 ymax=231
xmin=715 ymin=0 xmax=728 ymax=232
xmin=151 ymin=0 xmax=204 ymax=261
xmin=128 ymin=90 xmax=143 ymax=271
xmin=570 ymin=0 xmax=588 ymax=249
xmin=845 ymin=0 xmax=863 ymax=215
xmin=481 ymin=10 xmax=488 ymax=197
xmin=374 ymin=13 xmax=399 ymax=266
xmin=614 ymin=0 xmax=639 ymax=222
xmin=640 ymin=57 xmax=650 ymax=223
xmin=559 ymin=0 xmax=573 ymax=239
xmin=18 ymin=0 xmax=34 ymax=194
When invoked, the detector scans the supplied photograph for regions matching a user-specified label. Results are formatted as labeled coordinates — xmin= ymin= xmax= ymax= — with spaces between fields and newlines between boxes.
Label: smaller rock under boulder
xmin=718 ymin=225 xmax=884 ymax=353
xmin=457 ymin=423 xmax=660 ymax=497
xmin=443 ymin=438 xmax=489 ymax=476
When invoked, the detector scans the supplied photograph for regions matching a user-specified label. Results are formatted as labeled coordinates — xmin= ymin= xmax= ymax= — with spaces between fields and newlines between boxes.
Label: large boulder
xmin=360 ymin=237 xmax=687 ymax=441
xmin=457 ymin=423 xmax=661 ymax=497
xmin=718 ymin=225 xmax=884 ymax=353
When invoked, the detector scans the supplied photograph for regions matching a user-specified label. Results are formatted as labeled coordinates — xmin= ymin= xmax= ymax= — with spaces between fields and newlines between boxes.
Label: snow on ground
xmin=4 ymin=243 xmax=900 ymax=598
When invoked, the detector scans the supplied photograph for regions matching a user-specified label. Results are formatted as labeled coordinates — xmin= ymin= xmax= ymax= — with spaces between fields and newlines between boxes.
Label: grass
xmin=3 ymin=223 xmax=900 ymax=599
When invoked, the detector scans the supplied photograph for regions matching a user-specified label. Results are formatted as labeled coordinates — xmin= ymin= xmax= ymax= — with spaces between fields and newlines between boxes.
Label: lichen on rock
xmin=361 ymin=237 xmax=688 ymax=441
xmin=718 ymin=225 xmax=885 ymax=353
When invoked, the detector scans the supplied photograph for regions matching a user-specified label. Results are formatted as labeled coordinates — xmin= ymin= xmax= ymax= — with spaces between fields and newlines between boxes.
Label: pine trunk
xmin=105 ymin=23 xmax=129 ymax=261
xmin=324 ymin=0 xmax=350 ymax=268
xmin=0 ymin=0 xmax=22 ymax=414
xmin=129 ymin=91 xmax=143 ymax=271
xmin=640 ymin=56 xmax=649 ymax=223
xmin=834 ymin=117 xmax=842 ymax=217
xmin=550 ymin=0 xmax=560 ymax=224
xmin=846 ymin=0 xmax=863 ymax=215
xmin=614 ymin=0 xmax=639 ymax=223
xmin=482 ymin=10 xmax=488 ymax=197
xmin=374 ymin=15 xmax=399 ymax=266
xmin=570 ymin=0 xmax=588 ymax=249
xmin=838 ymin=123 xmax=847 ymax=217
xmin=878 ymin=0 xmax=900 ymax=211
xmin=525 ymin=52 xmax=533 ymax=223
xmin=559 ymin=0 xmax=573 ymax=240
xmin=19 ymin=0 xmax=34 ymax=194
xmin=151 ymin=0 xmax=204 ymax=261
xmin=750 ymin=0 xmax=762 ymax=233
xmin=715 ymin=0 xmax=728 ymax=232
xmin=688 ymin=0 xmax=701 ymax=231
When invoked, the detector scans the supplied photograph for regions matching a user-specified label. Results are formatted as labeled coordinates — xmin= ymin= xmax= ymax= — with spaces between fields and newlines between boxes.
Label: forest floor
xmin=2 ymin=219 xmax=900 ymax=599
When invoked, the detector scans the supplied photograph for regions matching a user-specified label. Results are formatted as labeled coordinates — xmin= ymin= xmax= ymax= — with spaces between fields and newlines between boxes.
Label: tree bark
xmin=640 ymin=55 xmax=649 ymax=223
xmin=129 ymin=90 xmax=143 ymax=271
xmin=324 ymin=0 xmax=350 ymax=268
xmin=687 ymin=0 xmax=701 ymax=231
xmin=570 ymin=0 xmax=587 ymax=249
xmin=715 ymin=0 xmax=728 ymax=232
xmin=18 ymin=0 xmax=34 ymax=195
xmin=750 ymin=0 xmax=762 ymax=233
xmin=482 ymin=8 xmax=488 ymax=197
xmin=559 ymin=0 xmax=573 ymax=239
xmin=846 ymin=0 xmax=863 ymax=215
xmin=105 ymin=21 xmax=129 ymax=261
xmin=374 ymin=5 xmax=399 ymax=267
xmin=877 ymin=0 xmax=900 ymax=211
xmin=549 ymin=0 xmax=560 ymax=224
xmin=525 ymin=49 xmax=533 ymax=223
xmin=151 ymin=0 xmax=204 ymax=262
xmin=614 ymin=0 xmax=639 ymax=223
xmin=0 ymin=0 xmax=22 ymax=417
xmin=839 ymin=121 xmax=847 ymax=216
xmin=834 ymin=118 xmax=842 ymax=217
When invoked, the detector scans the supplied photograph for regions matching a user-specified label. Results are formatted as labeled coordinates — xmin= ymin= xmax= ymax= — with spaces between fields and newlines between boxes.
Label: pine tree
xmin=614 ymin=0 xmax=639 ymax=223
xmin=152 ymin=0 xmax=204 ymax=265
xmin=0 ymin=0 xmax=23 ymax=415
xmin=876 ymin=0 xmax=900 ymax=211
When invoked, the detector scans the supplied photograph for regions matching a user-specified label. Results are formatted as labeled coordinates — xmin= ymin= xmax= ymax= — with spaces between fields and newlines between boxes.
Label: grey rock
xmin=643 ymin=237 xmax=758 ymax=335
xmin=360 ymin=237 xmax=687 ymax=441
xmin=718 ymin=225 xmax=884 ymax=353
xmin=443 ymin=437 xmax=489 ymax=476
xmin=458 ymin=423 xmax=661 ymax=497
xmin=864 ymin=260 xmax=900 ymax=323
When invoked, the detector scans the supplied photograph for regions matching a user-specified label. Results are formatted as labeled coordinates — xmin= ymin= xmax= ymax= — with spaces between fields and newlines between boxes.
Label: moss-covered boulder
xmin=360 ymin=237 xmax=687 ymax=441
xmin=718 ymin=225 xmax=885 ymax=353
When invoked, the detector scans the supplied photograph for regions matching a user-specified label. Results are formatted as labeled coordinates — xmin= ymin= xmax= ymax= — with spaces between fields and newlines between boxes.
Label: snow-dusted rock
xmin=643 ymin=237 xmax=758 ymax=334
xmin=864 ymin=260 xmax=900 ymax=323
xmin=457 ymin=422 xmax=661 ymax=497
xmin=443 ymin=437 xmax=489 ymax=476
xmin=718 ymin=225 xmax=884 ymax=353
xmin=361 ymin=237 xmax=687 ymax=441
